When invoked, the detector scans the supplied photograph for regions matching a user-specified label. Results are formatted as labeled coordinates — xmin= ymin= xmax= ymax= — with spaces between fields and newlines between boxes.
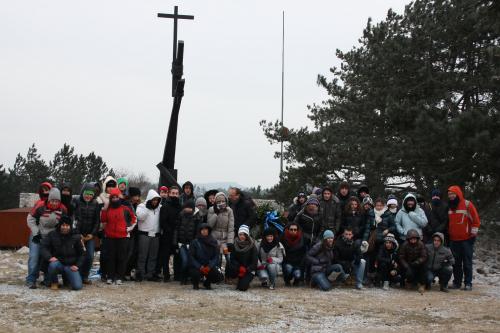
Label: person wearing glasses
xmin=281 ymin=222 xmax=307 ymax=286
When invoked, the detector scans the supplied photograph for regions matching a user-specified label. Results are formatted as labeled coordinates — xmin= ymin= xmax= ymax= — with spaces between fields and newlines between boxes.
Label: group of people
xmin=24 ymin=178 xmax=480 ymax=294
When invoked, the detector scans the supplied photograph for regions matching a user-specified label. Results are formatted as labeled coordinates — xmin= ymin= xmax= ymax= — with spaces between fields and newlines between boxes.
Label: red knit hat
xmin=109 ymin=188 xmax=122 ymax=198
xmin=159 ymin=186 xmax=169 ymax=192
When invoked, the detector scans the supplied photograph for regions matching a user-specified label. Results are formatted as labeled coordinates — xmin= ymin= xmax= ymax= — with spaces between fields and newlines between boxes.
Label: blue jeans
xmin=426 ymin=266 xmax=452 ymax=287
xmin=353 ymin=259 xmax=366 ymax=286
xmin=312 ymin=264 xmax=345 ymax=291
xmin=283 ymin=263 xmax=303 ymax=282
xmin=80 ymin=238 xmax=95 ymax=280
xmin=257 ymin=263 xmax=279 ymax=286
xmin=450 ymin=237 xmax=475 ymax=287
xmin=48 ymin=261 xmax=83 ymax=290
xmin=179 ymin=244 xmax=190 ymax=277
xmin=26 ymin=233 xmax=43 ymax=284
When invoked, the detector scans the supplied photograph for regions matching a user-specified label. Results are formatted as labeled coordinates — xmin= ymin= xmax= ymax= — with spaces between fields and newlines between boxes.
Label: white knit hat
xmin=238 ymin=225 xmax=250 ymax=236
xmin=387 ymin=198 xmax=398 ymax=206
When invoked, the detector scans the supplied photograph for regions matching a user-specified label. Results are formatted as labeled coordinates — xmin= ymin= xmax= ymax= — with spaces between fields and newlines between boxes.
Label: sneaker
xmin=269 ymin=284 xmax=275 ymax=290
xmin=440 ymin=285 xmax=449 ymax=293
xmin=355 ymin=283 xmax=363 ymax=290
xmin=50 ymin=283 xmax=59 ymax=291
xmin=382 ymin=281 xmax=390 ymax=291
xmin=116 ymin=279 xmax=123 ymax=285
xmin=464 ymin=285 xmax=472 ymax=291
xmin=106 ymin=279 xmax=113 ymax=285
xmin=26 ymin=281 xmax=37 ymax=289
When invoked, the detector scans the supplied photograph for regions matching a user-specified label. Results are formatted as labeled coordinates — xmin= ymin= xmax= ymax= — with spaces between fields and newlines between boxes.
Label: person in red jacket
xmin=100 ymin=188 xmax=136 ymax=285
xmin=447 ymin=185 xmax=480 ymax=291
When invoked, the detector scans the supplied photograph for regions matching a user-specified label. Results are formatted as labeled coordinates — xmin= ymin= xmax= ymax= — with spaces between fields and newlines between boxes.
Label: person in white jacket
xmin=395 ymin=193 xmax=428 ymax=242
xmin=256 ymin=228 xmax=285 ymax=290
xmin=135 ymin=189 xmax=161 ymax=282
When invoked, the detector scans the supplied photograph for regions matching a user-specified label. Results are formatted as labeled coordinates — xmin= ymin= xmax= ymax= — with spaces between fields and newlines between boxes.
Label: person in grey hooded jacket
xmin=395 ymin=193 xmax=428 ymax=242
xmin=426 ymin=232 xmax=455 ymax=292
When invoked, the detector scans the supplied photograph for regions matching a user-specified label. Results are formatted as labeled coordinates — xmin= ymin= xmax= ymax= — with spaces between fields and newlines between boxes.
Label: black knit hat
xmin=183 ymin=199 xmax=195 ymax=210
xmin=129 ymin=187 xmax=141 ymax=197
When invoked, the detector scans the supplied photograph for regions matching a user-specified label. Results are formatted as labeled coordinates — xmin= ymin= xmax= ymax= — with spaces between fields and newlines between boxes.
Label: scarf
xmin=234 ymin=236 xmax=255 ymax=253
xmin=284 ymin=228 xmax=303 ymax=248
xmin=198 ymin=234 xmax=218 ymax=248
xmin=261 ymin=238 xmax=279 ymax=253
xmin=374 ymin=207 xmax=387 ymax=225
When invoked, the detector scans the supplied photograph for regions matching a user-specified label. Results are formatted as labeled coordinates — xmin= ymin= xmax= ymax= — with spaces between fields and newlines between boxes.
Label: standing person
xmin=399 ymin=229 xmax=428 ymax=293
xmin=128 ymin=187 xmax=142 ymax=210
xmin=189 ymin=224 xmax=223 ymax=290
xmin=256 ymin=229 xmax=285 ymax=290
xmin=97 ymin=176 xmax=117 ymax=210
xmin=59 ymin=182 xmax=74 ymax=217
xmin=176 ymin=199 xmax=201 ymax=284
xmin=117 ymin=177 xmax=129 ymax=197
xmin=374 ymin=198 xmax=397 ymax=247
xmin=207 ymin=192 xmax=235 ymax=269
xmin=376 ymin=233 xmax=400 ymax=291
xmin=319 ymin=186 xmax=342 ymax=234
xmin=336 ymin=181 xmax=353 ymax=217
xmin=124 ymin=187 xmax=141 ymax=281
xmin=180 ymin=181 xmax=195 ymax=206
xmin=135 ymin=190 xmax=161 ymax=282
xmin=204 ymin=189 xmax=218 ymax=210
xmin=41 ymin=216 xmax=85 ymax=291
xmin=341 ymin=197 xmax=366 ymax=241
xmin=35 ymin=181 xmax=53 ymax=205
xmin=158 ymin=186 xmax=182 ymax=282
xmin=357 ymin=185 xmax=370 ymax=202
xmin=333 ymin=228 xmax=368 ymax=290
xmin=73 ymin=183 xmax=100 ymax=285
xmin=26 ymin=188 xmax=68 ymax=289
xmin=293 ymin=197 xmax=322 ymax=246
xmin=423 ymin=189 xmax=448 ymax=244
xmin=194 ymin=197 xmax=208 ymax=224
xmin=159 ymin=186 xmax=169 ymax=205
xmin=100 ymin=188 xmax=137 ymax=285
xmin=362 ymin=196 xmax=374 ymax=213
xmin=281 ymin=222 xmax=307 ymax=286
xmin=447 ymin=185 xmax=480 ymax=291
xmin=228 ymin=187 xmax=257 ymax=234
xmin=287 ymin=192 xmax=307 ymax=222
xmin=307 ymin=230 xmax=348 ymax=291
xmin=395 ymin=193 xmax=428 ymax=243
xmin=426 ymin=232 xmax=455 ymax=292
xmin=226 ymin=225 xmax=258 ymax=291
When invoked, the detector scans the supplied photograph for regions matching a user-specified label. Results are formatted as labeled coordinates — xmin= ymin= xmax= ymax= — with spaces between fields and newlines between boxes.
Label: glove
xmin=32 ymin=234 xmax=41 ymax=244
xmin=257 ymin=265 xmax=266 ymax=270
xmin=266 ymin=257 xmax=273 ymax=264
xmin=360 ymin=241 xmax=369 ymax=254
xmin=238 ymin=265 xmax=247 ymax=278
xmin=200 ymin=266 xmax=210 ymax=276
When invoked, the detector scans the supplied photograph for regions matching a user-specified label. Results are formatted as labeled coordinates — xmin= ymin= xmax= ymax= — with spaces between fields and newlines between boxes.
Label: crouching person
xmin=426 ymin=232 xmax=454 ymax=292
xmin=399 ymin=229 xmax=428 ymax=293
xmin=41 ymin=216 xmax=85 ymax=291
xmin=189 ymin=224 xmax=223 ymax=290
xmin=256 ymin=228 xmax=285 ymax=290
xmin=333 ymin=228 xmax=368 ymax=290
xmin=136 ymin=190 xmax=161 ymax=282
xmin=376 ymin=233 xmax=400 ymax=290
xmin=307 ymin=230 xmax=348 ymax=291
xmin=226 ymin=225 xmax=258 ymax=291
xmin=281 ymin=222 xmax=307 ymax=286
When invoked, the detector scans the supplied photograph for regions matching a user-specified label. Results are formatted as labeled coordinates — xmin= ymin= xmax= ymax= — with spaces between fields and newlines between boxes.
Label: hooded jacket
xmin=189 ymin=224 xmax=220 ymax=270
xmin=229 ymin=191 xmax=257 ymax=232
xmin=256 ymin=239 xmax=285 ymax=266
xmin=180 ymin=181 xmax=195 ymax=206
xmin=319 ymin=189 xmax=342 ymax=234
xmin=41 ymin=222 xmax=85 ymax=267
xmin=74 ymin=183 xmax=100 ymax=236
xmin=207 ymin=192 xmax=235 ymax=247
xmin=447 ymin=186 xmax=480 ymax=241
xmin=399 ymin=229 xmax=427 ymax=269
xmin=423 ymin=200 xmax=448 ymax=242
xmin=177 ymin=207 xmax=205 ymax=245
xmin=376 ymin=236 xmax=399 ymax=268
xmin=101 ymin=190 xmax=137 ymax=238
xmin=307 ymin=240 xmax=334 ymax=274
xmin=395 ymin=193 xmax=428 ymax=240
xmin=425 ymin=232 xmax=455 ymax=271
xmin=333 ymin=237 xmax=363 ymax=272
xmin=136 ymin=189 xmax=161 ymax=236
xmin=293 ymin=208 xmax=322 ymax=245
xmin=27 ymin=192 xmax=68 ymax=237
xmin=97 ymin=176 xmax=117 ymax=209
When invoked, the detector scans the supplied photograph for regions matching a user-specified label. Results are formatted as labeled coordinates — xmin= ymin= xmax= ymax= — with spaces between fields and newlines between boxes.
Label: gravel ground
xmin=1 ymin=249 xmax=499 ymax=333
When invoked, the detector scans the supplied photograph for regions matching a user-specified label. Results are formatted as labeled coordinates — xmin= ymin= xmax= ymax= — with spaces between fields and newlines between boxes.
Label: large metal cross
xmin=158 ymin=6 xmax=194 ymax=97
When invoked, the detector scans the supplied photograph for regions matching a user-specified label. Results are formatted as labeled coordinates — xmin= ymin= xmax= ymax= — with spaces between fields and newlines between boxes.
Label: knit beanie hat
xmin=238 ymin=225 xmax=250 ymax=236
xmin=129 ymin=187 xmax=141 ymax=197
xmin=117 ymin=177 xmax=128 ymax=188
xmin=431 ymin=189 xmax=441 ymax=198
xmin=109 ymin=187 xmax=122 ymax=198
xmin=159 ymin=186 xmax=169 ymax=192
xmin=263 ymin=228 xmax=275 ymax=237
xmin=183 ymin=199 xmax=195 ymax=210
xmin=362 ymin=196 xmax=374 ymax=207
xmin=48 ymin=188 xmax=61 ymax=201
xmin=387 ymin=198 xmax=398 ymax=206
xmin=305 ymin=197 xmax=320 ymax=207
xmin=323 ymin=230 xmax=334 ymax=240
xmin=384 ymin=233 xmax=397 ymax=243
xmin=195 ymin=197 xmax=207 ymax=207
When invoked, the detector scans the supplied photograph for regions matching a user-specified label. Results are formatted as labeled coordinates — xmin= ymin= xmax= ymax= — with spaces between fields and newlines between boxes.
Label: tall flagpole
xmin=280 ymin=11 xmax=285 ymax=180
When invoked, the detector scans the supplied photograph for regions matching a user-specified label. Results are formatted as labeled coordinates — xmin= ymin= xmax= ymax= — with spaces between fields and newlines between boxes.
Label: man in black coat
xmin=319 ymin=186 xmax=342 ymax=234
xmin=228 ymin=187 xmax=256 ymax=234
xmin=41 ymin=216 xmax=85 ymax=290
xmin=333 ymin=228 xmax=367 ymax=289
xmin=423 ymin=189 xmax=449 ymax=244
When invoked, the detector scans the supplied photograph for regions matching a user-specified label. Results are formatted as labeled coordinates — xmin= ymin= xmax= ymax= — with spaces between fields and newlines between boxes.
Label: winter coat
xmin=399 ymin=230 xmax=428 ymax=269
xmin=256 ymin=241 xmax=285 ymax=266
xmin=229 ymin=193 xmax=257 ymax=231
xmin=423 ymin=201 xmax=448 ymax=242
xmin=395 ymin=193 xmax=428 ymax=240
xmin=27 ymin=201 xmax=68 ymax=237
xmin=319 ymin=197 xmax=342 ymax=234
xmin=177 ymin=208 xmax=204 ymax=245
xmin=287 ymin=202 xmax=303 ymax=223
xmin=307 ymin=241 xmax=334 ymax=274
xmin=293 ymin=210 xmax=322 ymax=245
xmin=207 ymin=206 xmax=235 ymax=246
xmin=336 ymin=191 xmax=354 ymax=218
xmin=40 ymin=224 xmax=85 ymax=267
xmin=376 ymin=241 xmax=399 ymax=268
xmin=159 ymin=198 xmax=182 ymax=239
xmin=97 ymin=176 xmax=117 ymax=209
xmin=281 ymin=228 xmax=307 ymax=268
xmin=73 ymin=183 xmax=100 ymax=236
xmin=374 ymin=209 xmax=397 ymax=244
xmin=426 ymin=232 xmax=455 ymax=271
xmin=136 ymin=190 xmax=161 ymax=236
xmin=101 ymin=204 xmax=136 ymax=238
xmin=447 ymin=186 xmax=480 ymax=241
xmin=333 ymin=237 xmax=362 ymax=272
xmin=229 ymin=242 xmax=258 ymax=272
xmin=189 ymin=226 xmax=220 ymax=270
xmin=341 ymin=211 xmax=366 ymax=240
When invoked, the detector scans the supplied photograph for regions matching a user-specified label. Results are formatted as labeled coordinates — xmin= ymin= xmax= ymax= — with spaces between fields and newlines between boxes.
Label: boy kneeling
xmin=426 ymin=232 xmax=454 ymax=292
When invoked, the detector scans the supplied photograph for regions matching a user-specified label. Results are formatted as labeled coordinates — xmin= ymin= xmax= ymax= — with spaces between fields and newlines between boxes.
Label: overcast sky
xmin=1 ymin=0 xmax=410 ymax=188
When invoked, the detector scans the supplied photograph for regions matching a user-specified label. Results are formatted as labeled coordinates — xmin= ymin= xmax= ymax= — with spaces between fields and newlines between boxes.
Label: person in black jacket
xmin=287 ymin=192 xmax=307 ymax=222
xmin=319 ymin=186 xmax=342 ymax=234
xmin=180 ymin=181 xmax=195 ymax=206
xmin=73 ymin=183 xmax=100 ymax=284
xmin=376 ymin=233 xmax=400 ymax=290
xmin=176 ymin=199 xmax=203 ymax=284
xmin=226 ymin=225 xmax=258 ymax=291
xmin=423 ymin=189 xmax=449 ymax=244
xmin=41 ymin=216 xmax=85 ymax=291
xmin=189 ymin=223 xmax=223 ymax=290
xmin=281 ymin=222 xmax=307 ymax=286
xmin=341 ymin=197 xmax=366 ymax=240
xmin=228 ymin=187 xmax=257 ymax=234
xmin=293 ymin=197 xmax=322 ymax=246
xmin=157 ymin=186 xmax=181 ymax=282
xmin=336 ymin=181 xmax=353 ymax=218
xmin=333 ymin=228 xmax=367 ymax=289
xmin=59 ymin=182 xmax=74 ymax=217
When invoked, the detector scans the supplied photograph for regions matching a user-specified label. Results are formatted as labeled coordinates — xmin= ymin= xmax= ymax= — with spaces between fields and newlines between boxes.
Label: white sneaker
xmin=116 ymin=279 xmax=123 ymax=285
xmin=383 ymin=281 xmax=390 ymax=291
xmin=106 ymin=279 xmax=113 ymax=285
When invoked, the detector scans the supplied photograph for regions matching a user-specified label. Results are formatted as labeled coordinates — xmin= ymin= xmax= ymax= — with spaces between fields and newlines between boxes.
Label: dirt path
xmin=1 ymin=250 xmax=499 ymax=333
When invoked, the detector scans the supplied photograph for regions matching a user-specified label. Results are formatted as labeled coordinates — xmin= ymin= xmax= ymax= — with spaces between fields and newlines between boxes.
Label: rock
xmin=16 ymin=246 xmax=29 ymax=255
